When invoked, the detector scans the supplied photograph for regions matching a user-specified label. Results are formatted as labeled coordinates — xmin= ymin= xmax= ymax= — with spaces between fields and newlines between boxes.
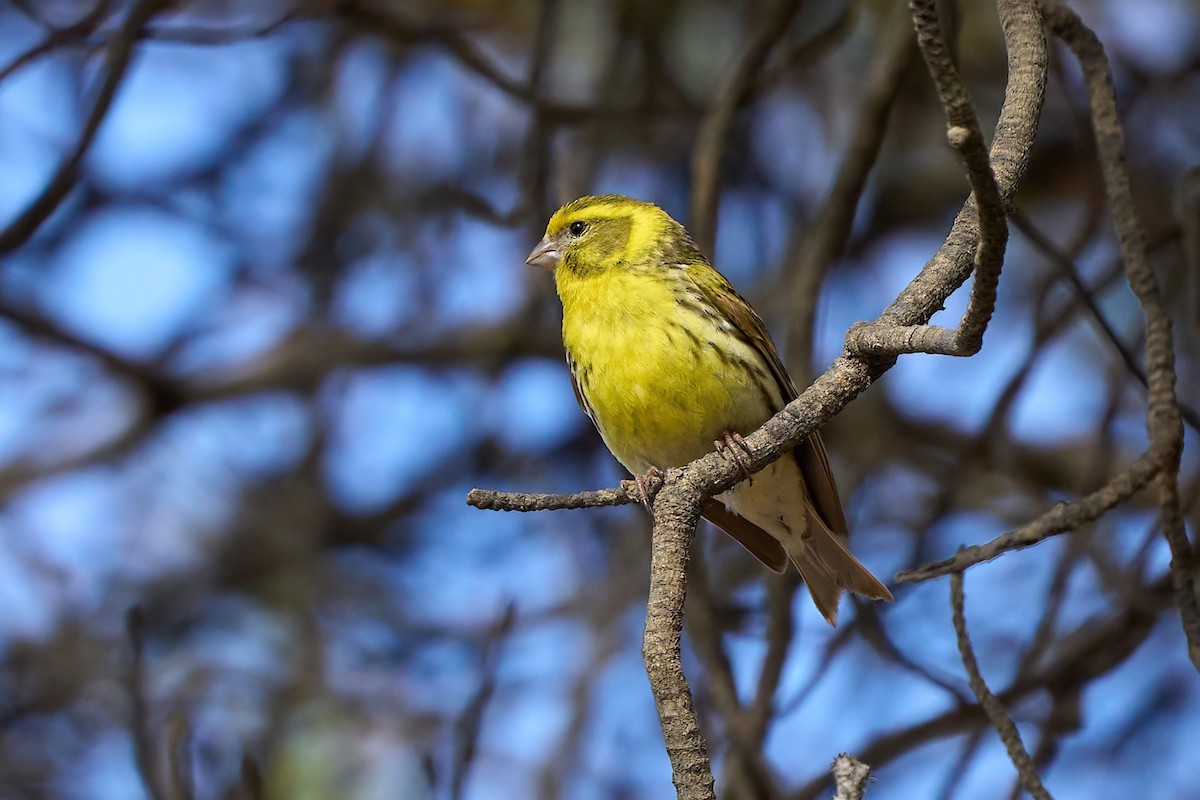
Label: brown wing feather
xmin=702 ymin=500 xmax=788 ymax=572
xmin=699 ymin=279 xmax=799 ymax=402
xmin=692 ymin=270 xmax=850 ymax=539
xmin=565 ymin=353 xmax=597 ymax=426
xmin=793 ymin=428 xmax=850 ymax=536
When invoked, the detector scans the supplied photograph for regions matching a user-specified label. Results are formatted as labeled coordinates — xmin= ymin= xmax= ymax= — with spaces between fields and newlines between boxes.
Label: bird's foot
xmin=715 ymin=431 xmax=754 ymax=484
xmin=621 ymin=467 xmax=664 ymax=511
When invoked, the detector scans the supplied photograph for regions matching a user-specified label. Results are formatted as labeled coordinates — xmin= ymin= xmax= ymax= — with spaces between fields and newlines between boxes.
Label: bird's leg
xmin=621 ymin=466 xmax=664 ymax=511
xmin=715 ymin=431 xmax=754 ymax=484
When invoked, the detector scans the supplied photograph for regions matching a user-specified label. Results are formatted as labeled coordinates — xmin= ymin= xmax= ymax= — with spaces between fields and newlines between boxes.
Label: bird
xmin=526 ymin=194 xmax=892 ymax=625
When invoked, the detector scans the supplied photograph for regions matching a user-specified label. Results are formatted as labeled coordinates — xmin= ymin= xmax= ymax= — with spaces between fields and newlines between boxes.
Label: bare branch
xmin=469 ymin=7 xmax=1049 ymax=795
xmin=896 ymin=8 xmax=1196 ymax=661
xmin=336 ymin=2 xmax=632 ymax=126
xmin=466 ymin=483 xmax=645 ymax=513
xmin=950 ymin=568 xmax=1054 ymax=800
xmin=127 ymin=606 xmax=170 ymax=800
xmin=785 ymin=4 xmax=916 ymax=377
xmin=845 ymin=0 xmax=1017 ymax=358
xmin=831 ymin=753 xmax=872 ymax=800
xmin=689 ymin=0 xmax=803 ymax=253
xmin=791 ymin=576 xmax=1171 ymax=798
xmin=0 ymin=0 xmax=113 ymax=84
xmin=896 ymin=448 xmax=1165 ymax=582
xmin=165 ymin=712 xmax=194 ymax=800
xmin=1044 ymin=2 xmax=1197 ymax=671
xmin=1011 ymin=210 xmax=1200 ymax=434
xmin=645 ymin=488 xmax=714 ymax=800
xmin=0 ymin=0 xmax=170 ymax=254
xmin=240 ymin=754 xmax=263 ymax=800
xmin=855 ymin=0 xmax=1046 ymax=335
xmin=451 ymin=604 xmax=517 ymax=800
xmin=685 ymin=558 xmax=780 ymax=798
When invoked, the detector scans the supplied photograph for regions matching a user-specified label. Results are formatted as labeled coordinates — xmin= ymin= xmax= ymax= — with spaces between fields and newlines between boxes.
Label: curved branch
xmin=784 ymin=4 xmax=916 ymax=377
xmin=1042 ymin=2 xmax=1196 ymax=672
xmin=860 ymin=0 xmax=1046 ymax=333
xmin=896 ymin=448 xmax=1167 ymax=582
xmin=0 ymin=0 xmax=169 ymax=254
xmin=845 ymin=0 xmax=1042 ymax=357
xmin=689 ymin=0 xmax=802 ymax=253
xmin=951 ymin=569 xmax=1055 ymax=799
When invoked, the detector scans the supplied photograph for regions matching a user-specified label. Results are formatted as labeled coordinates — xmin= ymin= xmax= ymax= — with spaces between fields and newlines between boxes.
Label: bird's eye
xmin=569 ymin=220 xmax=588 ymax=236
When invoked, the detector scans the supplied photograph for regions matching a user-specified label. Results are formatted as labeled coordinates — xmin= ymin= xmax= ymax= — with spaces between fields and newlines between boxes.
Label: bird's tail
xmin=787 ymin=512 xmax=893 ymax=627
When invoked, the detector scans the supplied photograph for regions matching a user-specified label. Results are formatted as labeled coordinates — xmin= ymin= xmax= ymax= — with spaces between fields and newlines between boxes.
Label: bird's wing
xmin=690 ymin=267 xmax=851 ymax=538
xmin=702 ymin=499 xmax=788 ymax=572
xmin=793 ymin=425 xmax=850 ymax=536
xmin=694 ymin=272 xmax=799 ymax=403
xmin=565 ymin=352 xmax=597 ymax=427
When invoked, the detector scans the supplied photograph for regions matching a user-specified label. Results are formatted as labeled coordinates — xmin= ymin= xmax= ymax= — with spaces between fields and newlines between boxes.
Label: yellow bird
xmin=526 ymin=195 xmax=892 ymax=625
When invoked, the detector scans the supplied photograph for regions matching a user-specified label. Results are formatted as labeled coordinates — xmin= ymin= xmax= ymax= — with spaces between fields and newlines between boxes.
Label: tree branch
xmin=466 ymin=483 xmax=645 ymax=513
xmin=844 ymin=0 xmax=1022 ymax=358
xmin=1041 ymin=0 xmax=1197 ymax=674
xmin=951 ymin=568 xmax=1054 ymax=800
xmin=0 ymin=0 xmax=170 ymax=254
xmin=831 ymin=753 xmax=872 ymax=800
xmin=895 ymin=448 xmax=1166 ymax=582
xmin=127 ymin=606 xmax=170 ymax=800
xmin=0 ymin=0 xmax=113 ymax=84
xmin=689 ymin=0 xmax=803 ymax=254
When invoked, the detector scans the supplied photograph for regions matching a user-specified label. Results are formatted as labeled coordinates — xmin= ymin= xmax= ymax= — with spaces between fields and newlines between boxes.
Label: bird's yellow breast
xmin=557 ymin=266 xmax=777 ymax=474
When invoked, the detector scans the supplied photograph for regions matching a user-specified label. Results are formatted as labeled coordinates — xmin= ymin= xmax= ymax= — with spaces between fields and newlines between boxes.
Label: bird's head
xmin=525 ymin=195 xmax=701 ymax=275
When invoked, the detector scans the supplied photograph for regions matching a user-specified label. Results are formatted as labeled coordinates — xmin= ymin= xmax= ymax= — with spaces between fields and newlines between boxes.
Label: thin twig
xmin=1010 ymin=210 xmax=1200 ymax=434
xmin=127 ymin=606 xmax=169 ymax=800
xmin=950 ymin=568 xmax=1054 ymax=800
xmin=686 ymin=557 xmax=779 ymax=798
xmin=1177 ymin=166 xmax=1200 ymax=322
xmin=895 ymin=448 xmax=1165 ymax=582
xmin=750 ymin=573 xmax=801 ymax=731
xmin=240 ymin=754 xmax=263 ymax=800
xmin=844 ymin=0 xmax=1017 ymax=357
xmin=1043 ymin=2 xmax=1197 ymax=671
xmin=165 ymin=712 xmax=194 ymax=800
xmin=0 ymin=0 xmax=113 ymax=83
xmin=784 ymin=3 xmax=916 ymax=379
xmin=466 ymin=483 xmax=645 ymax=512
xmin=0 ymin=0 xmax=170 ymax=254
xmin=451 ymin=604 xmax=517 ymax=800
xmin=831 ymin=753 xmax=872 ymax=800
xmin=337 ymin=3 xmax=645 ymax=126
xmin=790 ymin=574 xmax=1170 ymax=799
xmin=689 ymin=0 xmax=803 ymax=253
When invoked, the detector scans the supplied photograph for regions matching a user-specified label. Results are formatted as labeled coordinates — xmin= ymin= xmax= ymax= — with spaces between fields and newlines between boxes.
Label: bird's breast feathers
xmin=558 ymin=267 xmax=781 ymax=473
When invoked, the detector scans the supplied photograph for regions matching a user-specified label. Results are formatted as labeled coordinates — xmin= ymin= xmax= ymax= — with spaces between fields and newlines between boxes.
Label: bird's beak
xmin=525 ymin=236 xmax=560 ymax=270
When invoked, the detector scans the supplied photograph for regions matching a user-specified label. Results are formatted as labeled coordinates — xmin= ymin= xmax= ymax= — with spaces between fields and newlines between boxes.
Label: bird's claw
xmin=715 ymin=431 xmax=754 ymax=484
xmin=621 ymin=467 xmax=664 ymax=511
